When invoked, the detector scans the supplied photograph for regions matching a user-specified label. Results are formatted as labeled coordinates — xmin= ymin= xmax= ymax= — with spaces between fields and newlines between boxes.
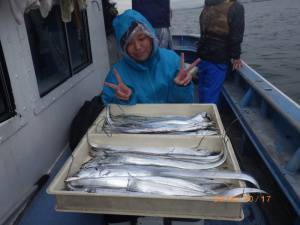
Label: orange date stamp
xmin=213 ymin=195 xmax=271 ymax=203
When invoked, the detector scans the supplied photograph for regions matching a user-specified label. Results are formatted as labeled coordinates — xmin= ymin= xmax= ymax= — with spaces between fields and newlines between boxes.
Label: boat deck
xmin=16 ymin=150 xmax=104 ymax=225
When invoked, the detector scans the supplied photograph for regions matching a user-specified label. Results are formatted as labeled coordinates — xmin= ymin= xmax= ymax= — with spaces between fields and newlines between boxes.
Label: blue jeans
xmin=197 ymin=60 xmax=228 ymax=104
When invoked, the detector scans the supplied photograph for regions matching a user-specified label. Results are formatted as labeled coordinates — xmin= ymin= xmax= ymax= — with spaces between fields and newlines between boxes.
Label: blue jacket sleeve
xmin=168 ymin=75 xmax=194 ymax=103
xmin=101 ymin=70 xmax=137 ymax=105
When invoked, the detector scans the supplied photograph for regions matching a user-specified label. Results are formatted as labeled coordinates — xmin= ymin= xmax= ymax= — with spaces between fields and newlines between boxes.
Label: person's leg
xmin=197 ymin=61 xmax=208 ymax=103
xmin=197 ymin=61 xmax=228 ymax=104
xmin=155 ymin=27 xmax=173 ymax=49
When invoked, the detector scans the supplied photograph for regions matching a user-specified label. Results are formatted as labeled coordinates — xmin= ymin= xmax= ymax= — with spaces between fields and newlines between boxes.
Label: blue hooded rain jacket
xmin=101 ymin=9 xmax=194 ymax=105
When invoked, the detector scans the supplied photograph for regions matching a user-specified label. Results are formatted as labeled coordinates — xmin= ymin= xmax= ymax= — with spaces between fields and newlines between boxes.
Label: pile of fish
xmin=65 ymin=144 xmax=265 ymax=197
xmin=97 ymin=107 xmax=218 ymax=135
xmin=66 ymin=106 xmax=265 ymax=197
xmin=88 ymin=144 xmax=227 ymax=170
xmin=66 ymin=164 xmax=265 ymax=197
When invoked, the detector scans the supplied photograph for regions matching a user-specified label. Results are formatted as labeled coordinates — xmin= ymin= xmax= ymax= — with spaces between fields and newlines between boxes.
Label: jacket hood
xmin=205 ymin=0 xmax=226 ymax=6
xmin=112 ymin=9 xmax=158 ymax=67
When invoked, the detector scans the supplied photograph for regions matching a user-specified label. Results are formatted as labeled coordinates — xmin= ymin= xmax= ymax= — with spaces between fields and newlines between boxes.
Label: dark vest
xmin=132 ymin=0 xmax=170 ymax=28
xmin=200 ymin=0 xmax=234 ymax=41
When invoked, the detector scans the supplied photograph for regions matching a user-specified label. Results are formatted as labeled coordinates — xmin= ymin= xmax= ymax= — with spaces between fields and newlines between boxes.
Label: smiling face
xmin=126 ymin=31 xmax=153 ymax=62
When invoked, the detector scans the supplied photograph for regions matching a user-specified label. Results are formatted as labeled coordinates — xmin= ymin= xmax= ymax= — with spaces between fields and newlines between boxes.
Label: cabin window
xmin=0 ymin=43 xmax=15 ymax=123
xmin=25 ymin=5 xmax=92 ymax=97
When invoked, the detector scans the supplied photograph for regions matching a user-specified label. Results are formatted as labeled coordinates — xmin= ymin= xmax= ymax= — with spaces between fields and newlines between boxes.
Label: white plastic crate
xmin=47 ymin=134 xmax=246 ymax=221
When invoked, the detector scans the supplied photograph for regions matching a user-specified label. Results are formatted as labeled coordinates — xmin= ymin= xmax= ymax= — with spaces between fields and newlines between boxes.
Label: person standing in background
xmin=132 ymin=0 xmax=173 ymax=49
xmin=101 ymin=0 xmax=121 ymax=66
xmin=197 ymin=0 xmax=245 ymax=104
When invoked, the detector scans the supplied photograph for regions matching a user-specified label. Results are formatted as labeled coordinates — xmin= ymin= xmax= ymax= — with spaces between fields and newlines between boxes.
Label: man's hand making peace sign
xmin=174 ymin=53 xmax=201 ymax=86
xmin=104 ymin=68 xmax=132 ymax=101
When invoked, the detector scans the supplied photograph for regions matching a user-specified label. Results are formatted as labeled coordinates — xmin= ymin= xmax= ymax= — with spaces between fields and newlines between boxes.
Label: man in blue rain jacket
xmin=101 ymin=9 xmax=200 ymax=105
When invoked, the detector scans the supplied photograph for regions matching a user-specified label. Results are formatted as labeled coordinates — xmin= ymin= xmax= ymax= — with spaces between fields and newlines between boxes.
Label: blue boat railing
xmin=224 ymin=63 xmax=300 ymax=218
xmin=237 ymin=62 xmax=300 ymax=134
xmin=172 ymin=34 xmax=300 ymax=219
xmin=172 ymin=34 xmax=199 ymax=63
